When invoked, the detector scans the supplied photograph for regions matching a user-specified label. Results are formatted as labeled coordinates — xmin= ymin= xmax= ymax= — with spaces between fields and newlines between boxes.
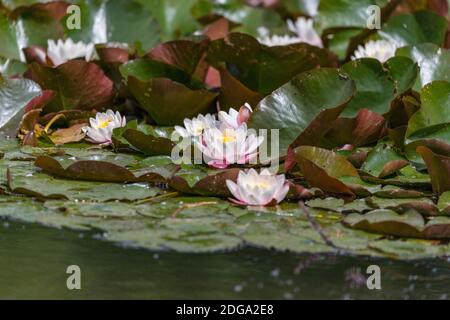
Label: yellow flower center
xmin=249 ymin=181 xmax=269 ymax=189
xmin=221 ymin=131 xmax=237 ymax=143
xmin=97 ymin=119 xmax=111 ymax=129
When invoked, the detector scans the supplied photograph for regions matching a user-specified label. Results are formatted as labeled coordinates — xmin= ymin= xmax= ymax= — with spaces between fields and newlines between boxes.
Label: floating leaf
xmin=26 ymin=60 xmax=115 ymax=113
xmin=361 ymin=141 xmax=408 ymax=178
xmin=0 ymin=77 xmax=41 ymax=136
xmin=343 ymin=209 xmax=450 ymax=239
xmin=380 ymin=10 xmax=448 ymax=47
xmin=207 ymin=33 xmax=337 ymax=95
xmin=397 ymin=44 xmax=450 ymax=91
xmin=127 ymin=76 xmax=218 ymax=126
xmin=34 ymin=155 xmax=171 ymax=183
xmin=66 ymin=0 xmax=160 ymax=51
xmin=248 ymin=68 xmax=356 ymax=156
xmin=169 ymin=168 xmax=240 ymax=197
xmin=417 ymin=146 xmax=450 ymax=195
xmin=294 ymin=146 xmax=359 ymax=198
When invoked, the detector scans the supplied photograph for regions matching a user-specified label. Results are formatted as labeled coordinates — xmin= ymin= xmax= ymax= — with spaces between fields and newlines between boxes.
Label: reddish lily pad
xmin=294 ymin=146 xmax=359 ymax=199
xmin=34 ymin=155 xmax=170 ymax=183
xmin=343 ymin=209 xmax=450 ymax=239
xmin=26 ymin=60 xmax=115 ymax=113
xmin=417 ymin=146 xmax=450 ymax=195
xmin=169 ymin=168 xmax=240 ymax=197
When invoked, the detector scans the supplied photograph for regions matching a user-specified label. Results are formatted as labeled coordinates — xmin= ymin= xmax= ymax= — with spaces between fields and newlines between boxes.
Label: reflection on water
xmin=0 ymin=221 xmax=449 ymax=299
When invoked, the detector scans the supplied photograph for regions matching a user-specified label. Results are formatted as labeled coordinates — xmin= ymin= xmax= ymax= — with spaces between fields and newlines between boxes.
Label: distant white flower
xmin=47 ymin=38 xmax=95 ymax=66
xmin=82 ymin=110 xmax=126 ymax=145
xmin=258 ymin=17 xmax=322 ymax=47
xmin=197 ymin=124 xmax=264 ymax=169
xmin=257 ymin=27 xmax=302 ymax=47
xmin=351 ymin=40 xmax=397 ymax=62
xmin=226 ymin=169 xmax=289 ymax=206
xmin=287 ymin=17 xmax=323 ymax=48
xmin=174 ymin=114 xmax=217 ymax=138
xmin=218 ymin=103 xmax=253 ymax=129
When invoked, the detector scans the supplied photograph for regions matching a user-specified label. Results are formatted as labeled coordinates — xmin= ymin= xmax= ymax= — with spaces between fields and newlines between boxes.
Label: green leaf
xmin=380 ymin=10 xmax=448 ymax=47
xmin=207 ymin=33 xmax=337 ymax=95
xmin=343 ymin=209 xmax=450 ymax=239
xmin=316 ymin=0 xmax=389 ymax=32
xmin=248 ymin=68 xmax=356 ymax=156
xmin=136 ymin=0 xmax=199 ymax=41
xmin=361 ymin=141 xmax=408 ymax=178
xmin=126 ymin=76 xmax=217 ymax=126
xmin=0 ymin=77 xmax=41 ymax=136
xmin=396 ymin=43 xmax=450 ymax=91
xmin=294 ymin=146 xmax=359 ymax=198
xmin=66 ymin=0 xmax=160 ymax=51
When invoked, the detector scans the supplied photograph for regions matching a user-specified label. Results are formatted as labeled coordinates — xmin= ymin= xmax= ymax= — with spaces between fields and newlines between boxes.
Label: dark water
xmin=0 ymin=221 xmax=449 ymax=300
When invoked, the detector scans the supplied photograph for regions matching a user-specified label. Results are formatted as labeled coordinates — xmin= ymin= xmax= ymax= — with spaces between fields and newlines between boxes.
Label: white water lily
xmin=218 ymin=103 xmax=253 ymax=129
xmin=82 ymin=110 xmax=126 ymax=145
xmin=226 ymin=169 xmax=290 ymax=206
xmin=257 ymin=27 xmax=302 ymax=47
xmin=47 ymin=38 xmax=95 ymax=66
xmin=174 ymin=113 xmax=217 ymax=138
xmin=351 ymin=40 xmax=397 ymax=62
xmin=287 ymin=17 xmax=323 ymax=48
xmin=197 ymin=124 xmax=264 ymax=169
xmin=257 ymin=17 xmax=322 ymax=47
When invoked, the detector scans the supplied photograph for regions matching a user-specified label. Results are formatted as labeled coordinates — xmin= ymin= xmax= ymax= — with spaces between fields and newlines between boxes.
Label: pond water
xmin=0 ymin=221 xmax=449 ymax=299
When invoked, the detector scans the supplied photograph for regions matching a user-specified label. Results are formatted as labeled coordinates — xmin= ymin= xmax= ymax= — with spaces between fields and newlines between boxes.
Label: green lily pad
xmin=207 ymin=33 xmax=337 ymax=95
xmin=361 ymin=141 xmax=408 ymax=178
xmin=0 ymin=77 xmax=42 ymax=137
xmin=66 ymin=0 xmax=160 ymax=51
xmin=248 ymin=68 xmax=356 ymax=156
xmin=294 ymin=146 xmax=359 ymax=198
xmin=380 ymin=10 xmax=448 ymax=47
xmin=343 ymin=209 xmax=450 ymax=239
xmin=396 ymin=44 xmax=450 ymax=91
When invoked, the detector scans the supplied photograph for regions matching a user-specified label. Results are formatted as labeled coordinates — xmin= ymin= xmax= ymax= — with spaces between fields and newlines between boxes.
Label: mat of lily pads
xmin=0 ymin=139 xmax=449 ymax=260
xmin=1 ymin=0 xmax=450 ymax=261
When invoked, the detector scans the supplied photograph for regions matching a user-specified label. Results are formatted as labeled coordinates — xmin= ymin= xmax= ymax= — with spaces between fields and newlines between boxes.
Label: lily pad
xmin=0 ymin=77 xmax=42 ymax=136
xmin=343 ymin=209 xmax=450 ymax=239
xmin=397 ymin=44 xmax=450 ymax=91
xmin=294 ymin=146 xmax=359 ymax=198
xmin=26 ymin=60 xmax=114 ymax=113
xmin=248 ymin=68 xmax=356 ymax=156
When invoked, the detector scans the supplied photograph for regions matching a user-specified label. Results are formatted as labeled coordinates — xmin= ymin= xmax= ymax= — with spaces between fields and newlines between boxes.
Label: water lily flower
xmin=287 ymin=17 xmax=323 ymax=48
xmin=174 ymin=113 xmax=217 ymax=138
xmin=226 ymin=169 xmax=290 ymax=206
xmin=257 ymin=17 xmax=322 ymax=47
xmin=351 ymin=40 xmax=397 ymax=62
xmin=47 ymin=38 xmax=96 ymax=66
xmin=197 ymin=124 xmax=264 ymax=169
xmin=257 ymin=27 xmax=302 ymax=47
xmin=82 ymin=110 xmax=126 ymax=145
xmin=218 ymin=103 xmax=253 ymax=129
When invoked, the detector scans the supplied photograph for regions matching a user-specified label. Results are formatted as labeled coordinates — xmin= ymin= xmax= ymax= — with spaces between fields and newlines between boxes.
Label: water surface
xmin=0 ymin=221 xmax=449 ymax=299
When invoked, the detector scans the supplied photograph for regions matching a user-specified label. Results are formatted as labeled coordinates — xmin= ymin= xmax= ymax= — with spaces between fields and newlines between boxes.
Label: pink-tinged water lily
xmin=226 ymin=169 xmax=290 ymax=206
xmin=197 ymin=124 xmax=264 ymax=169
xmin=287 ymin=17 xmax=323 ymax=48
xmin=47 ymin=39 xmax=95 ymax=66
xmin=218 ymin=103 xmax=253 ymax=129
xmin=351 ymin=40 xmax=397 ymax=62
xmin=174 ymin=113 xmax=217 ymax=138
xmin=82 ymin=110 xmax=126 ymax=145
